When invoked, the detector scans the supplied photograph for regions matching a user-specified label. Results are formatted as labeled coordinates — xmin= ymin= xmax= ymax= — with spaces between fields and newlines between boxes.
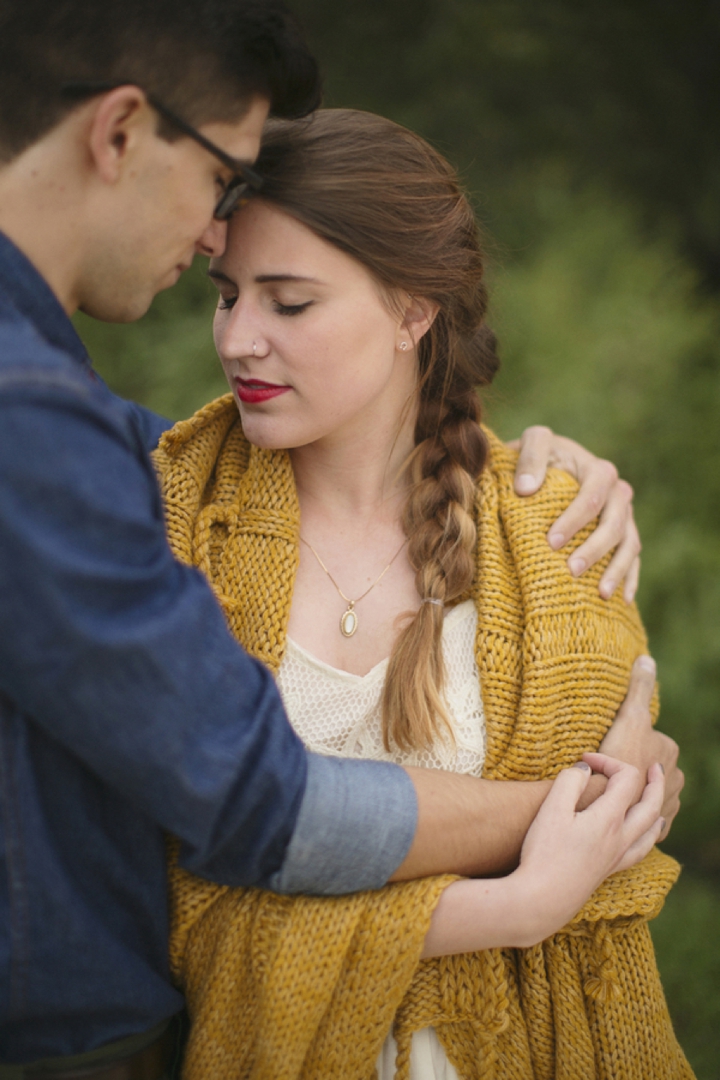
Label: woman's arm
xmin=421 ymin=753 xmax=665 ymax=958
xmin=509 ymin=426 xmax=641 ymax=602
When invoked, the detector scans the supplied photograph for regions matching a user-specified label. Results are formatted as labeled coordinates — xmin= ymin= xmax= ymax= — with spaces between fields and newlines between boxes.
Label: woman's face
xmin=210 ymin=200 xmax=419 ymax=452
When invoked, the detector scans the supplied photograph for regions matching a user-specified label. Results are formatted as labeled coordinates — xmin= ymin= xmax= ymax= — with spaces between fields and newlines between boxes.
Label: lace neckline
xmin=285 ymin=599 xmax=476 ymax=683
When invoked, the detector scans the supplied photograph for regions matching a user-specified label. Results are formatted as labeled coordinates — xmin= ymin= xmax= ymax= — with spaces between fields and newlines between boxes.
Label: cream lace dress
xmin=276 ymin=599 xmax=487 ymax=1080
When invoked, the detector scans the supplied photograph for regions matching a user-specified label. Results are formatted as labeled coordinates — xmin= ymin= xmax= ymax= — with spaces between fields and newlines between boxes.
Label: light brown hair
xmin=256 ymin=109 xmax=500 ymax=752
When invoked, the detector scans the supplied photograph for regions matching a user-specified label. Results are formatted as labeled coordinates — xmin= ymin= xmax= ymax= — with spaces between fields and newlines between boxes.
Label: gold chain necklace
xmin=300 ymin=536 xmax=408 ymax=638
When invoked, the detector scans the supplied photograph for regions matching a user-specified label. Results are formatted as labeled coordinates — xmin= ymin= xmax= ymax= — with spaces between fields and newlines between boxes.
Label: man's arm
xmin=391 ymin=656 xmax=682 ymax=880
xmin=0 ymin=370 xmax=417 ymax=895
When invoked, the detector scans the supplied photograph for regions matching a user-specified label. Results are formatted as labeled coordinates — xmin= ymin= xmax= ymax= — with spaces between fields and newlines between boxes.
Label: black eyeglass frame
xmin=62 ymin=81 xmax=263 ymax=220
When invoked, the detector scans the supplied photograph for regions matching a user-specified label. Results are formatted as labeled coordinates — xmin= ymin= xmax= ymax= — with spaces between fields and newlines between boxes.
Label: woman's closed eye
xmin=273 ymin=299 xmax=313 ymax=317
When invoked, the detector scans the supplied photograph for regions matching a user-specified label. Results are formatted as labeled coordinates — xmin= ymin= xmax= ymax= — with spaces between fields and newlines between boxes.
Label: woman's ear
xmin=400 ymin=294 xmax=440 ymax=349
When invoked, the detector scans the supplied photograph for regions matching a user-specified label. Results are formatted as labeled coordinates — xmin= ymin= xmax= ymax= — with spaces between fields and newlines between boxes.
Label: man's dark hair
xmin=0 ymin=0 xmax=322 ymax=162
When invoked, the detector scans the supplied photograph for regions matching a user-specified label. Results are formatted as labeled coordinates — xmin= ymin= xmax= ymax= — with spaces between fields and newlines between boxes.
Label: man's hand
xmin=595 ymin=655 xmax=683 ymax=839
xmin=507 ymin=426 xmax=641 ymax=603
xmin=391 ymin=656 xmax=681 ymax=882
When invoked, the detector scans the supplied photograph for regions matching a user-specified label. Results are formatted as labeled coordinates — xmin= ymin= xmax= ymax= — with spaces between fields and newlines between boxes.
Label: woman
xmin=156 ymin=110 xmax=690 ymax=1079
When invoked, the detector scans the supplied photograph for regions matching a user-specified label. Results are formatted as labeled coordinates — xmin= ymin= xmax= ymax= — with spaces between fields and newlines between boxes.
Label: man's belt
xmin=1 ymin=1020 xmax=179 ymax=1080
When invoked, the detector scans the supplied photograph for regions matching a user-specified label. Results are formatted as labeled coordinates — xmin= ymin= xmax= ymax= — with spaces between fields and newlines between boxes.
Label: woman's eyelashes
xmin=273 ymin=300 xmax=313 ymax=317
xmin=215 ymin=294 xmax=313 ymax=315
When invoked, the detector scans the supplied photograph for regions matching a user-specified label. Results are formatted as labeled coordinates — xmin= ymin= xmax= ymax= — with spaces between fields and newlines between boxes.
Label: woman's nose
xmin=218 ymin=307 xmax=269 ymax=361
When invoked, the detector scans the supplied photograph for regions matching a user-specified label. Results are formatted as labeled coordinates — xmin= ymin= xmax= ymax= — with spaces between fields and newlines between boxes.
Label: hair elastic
xmin=421 ymin=598 xmax=444 ymax=606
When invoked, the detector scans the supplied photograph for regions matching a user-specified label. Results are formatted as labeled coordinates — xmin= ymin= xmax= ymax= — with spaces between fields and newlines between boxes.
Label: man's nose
xmin=197 ymin=218 xmax=228 ymax=258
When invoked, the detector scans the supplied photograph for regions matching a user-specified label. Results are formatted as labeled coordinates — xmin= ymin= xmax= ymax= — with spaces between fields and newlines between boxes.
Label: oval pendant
xmin=340 ymin=608 xmax=358 ymax=638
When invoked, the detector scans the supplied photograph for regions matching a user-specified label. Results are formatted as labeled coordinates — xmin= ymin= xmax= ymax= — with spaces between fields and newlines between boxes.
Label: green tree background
xmin=75 ymin=2 xmax=720 ymax=1073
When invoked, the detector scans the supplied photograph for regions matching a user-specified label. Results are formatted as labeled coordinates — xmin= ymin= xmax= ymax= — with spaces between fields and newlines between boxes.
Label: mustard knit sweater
xmin=154 ymin=394 xmax=693 ymax=1080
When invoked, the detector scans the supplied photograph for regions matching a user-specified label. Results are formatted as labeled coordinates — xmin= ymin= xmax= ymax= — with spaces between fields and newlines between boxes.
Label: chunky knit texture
xmin=154 ymin=395 xmax=693 ymax=1080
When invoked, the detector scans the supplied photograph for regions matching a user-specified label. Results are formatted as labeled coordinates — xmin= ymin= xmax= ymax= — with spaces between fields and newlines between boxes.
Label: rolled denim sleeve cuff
xmin=267 ymin=753 xmax=417 ymax=896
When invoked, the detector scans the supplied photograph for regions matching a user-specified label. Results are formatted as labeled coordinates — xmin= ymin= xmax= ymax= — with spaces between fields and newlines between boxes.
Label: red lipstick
xmin=234 ymin=377 xmax=291 ymax=404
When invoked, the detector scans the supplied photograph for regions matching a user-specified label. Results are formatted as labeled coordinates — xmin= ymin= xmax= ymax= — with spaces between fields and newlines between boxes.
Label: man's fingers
xmin=622 ymin=555 xmax=641 ymax=605
xmin=546 ymin=457 xmax=619 ymax=552
xmin=565 ymin=496 xmax=630 ymax=578
xmin=615 ymin=655 xmax=657 ymax=718
xmin=512 ymin=426 xmax=554 ymax=495
xmin=597 ymin=507 xmax=641 ymax=600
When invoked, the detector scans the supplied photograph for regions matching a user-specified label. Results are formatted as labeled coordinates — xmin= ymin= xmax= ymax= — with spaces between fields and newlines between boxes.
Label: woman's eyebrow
xmin=207 ymin=268 xmax=234 ymax=284
xmin=207 ymin=269 xmax=325 ymax=286
xmin=254 ymin=274 xmax=324 ymax=285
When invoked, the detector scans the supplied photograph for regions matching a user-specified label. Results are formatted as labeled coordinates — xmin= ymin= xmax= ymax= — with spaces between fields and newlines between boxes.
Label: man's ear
xmin=400 ymin=294 xmax=440 ymax=349
xmin=86 ymin=86 xmax=153 ymax=184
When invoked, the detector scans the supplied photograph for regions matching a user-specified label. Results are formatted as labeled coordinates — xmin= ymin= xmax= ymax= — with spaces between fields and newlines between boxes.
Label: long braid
xmin=382 ymin=322 xmax=495 ymax=751
xmin=254 ymin=109 xmax=501 ymax=753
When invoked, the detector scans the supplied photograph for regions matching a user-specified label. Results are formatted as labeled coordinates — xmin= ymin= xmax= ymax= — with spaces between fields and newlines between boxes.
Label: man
xmin=0 ymin=0 xmax=681 ymax=1075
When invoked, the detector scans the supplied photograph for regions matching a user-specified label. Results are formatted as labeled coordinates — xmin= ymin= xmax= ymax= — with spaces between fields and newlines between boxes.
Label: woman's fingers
xmin=537 ymin=760 xmax=594 ymax=816
xmin=613 ymin=815 xmax=665 ymax=873
xmin=580 ymin=753 xmax=665 ymax=870
xmin=580 ymin=752 xmax=644 ymax=812
xmin=613 ymin=762 xmax=666 ymax=870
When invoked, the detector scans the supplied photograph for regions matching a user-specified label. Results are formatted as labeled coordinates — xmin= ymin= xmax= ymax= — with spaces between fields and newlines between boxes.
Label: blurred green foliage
xmin=75 ymin=2 xmax=720 ymax=1074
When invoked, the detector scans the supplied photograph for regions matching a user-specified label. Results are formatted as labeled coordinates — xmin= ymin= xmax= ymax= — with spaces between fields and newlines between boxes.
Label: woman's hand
xmin=507 ymin=426 xmax=641 ymax=603
xmin=421 ymin=753 xmax=664 ymax=959
xmin=511 ymin=753 xmax=665 ymax=946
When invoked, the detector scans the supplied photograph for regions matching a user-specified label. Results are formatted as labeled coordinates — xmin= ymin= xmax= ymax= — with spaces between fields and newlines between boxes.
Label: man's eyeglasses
xmin=62 ymin=82 xmax=263 ymax=220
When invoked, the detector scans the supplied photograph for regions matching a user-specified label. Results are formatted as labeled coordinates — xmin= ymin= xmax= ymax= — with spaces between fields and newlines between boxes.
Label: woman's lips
xmin=234 ymin=377 xmax=291 ymax=404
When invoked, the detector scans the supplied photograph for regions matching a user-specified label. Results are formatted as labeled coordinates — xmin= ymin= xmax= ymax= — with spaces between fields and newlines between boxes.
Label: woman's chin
xmin=236 ymin=417 xmax=295 ymax=452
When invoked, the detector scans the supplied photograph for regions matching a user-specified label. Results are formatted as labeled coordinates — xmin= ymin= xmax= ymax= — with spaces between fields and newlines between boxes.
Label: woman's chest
xmin=277 ymin=600 xmax=487 ymax=776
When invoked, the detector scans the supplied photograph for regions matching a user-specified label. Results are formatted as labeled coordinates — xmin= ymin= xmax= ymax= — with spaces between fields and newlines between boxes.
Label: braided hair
xmin=255 ymin=109 xmax=500 ymax=752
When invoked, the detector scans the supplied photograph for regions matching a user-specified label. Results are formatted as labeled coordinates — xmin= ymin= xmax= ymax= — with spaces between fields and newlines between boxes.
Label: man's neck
xmin=0 ymin=134 xmax=87 ymax=315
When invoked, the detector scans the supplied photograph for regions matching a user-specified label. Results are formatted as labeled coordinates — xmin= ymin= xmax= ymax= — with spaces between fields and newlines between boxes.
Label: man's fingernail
xmin=600 ymin=579 xmax=616 ymax=598
xmin=569 ymin=556 xmax=587 ymax=576
xmin=658 ymin=763 xmax=665 ymax=775
xmin=660 ymin=818 xmax=666 ymax=833
xmin=638 ymin=655 xmax=656 ymax=675
xmin=573 ymin=761 xmax=591 ymax=771
xmin=548 ymin=531 xmax=565 ymax=550
xmin=516 ymin=473 xmax=537 ymax=495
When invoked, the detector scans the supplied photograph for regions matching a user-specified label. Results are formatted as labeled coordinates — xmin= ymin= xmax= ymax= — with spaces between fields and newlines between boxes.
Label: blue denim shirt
xmin=0 ymin=232 xmax=416 ymax=1061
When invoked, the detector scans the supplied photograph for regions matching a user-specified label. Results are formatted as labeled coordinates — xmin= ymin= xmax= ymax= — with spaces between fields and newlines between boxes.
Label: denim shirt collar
xmin=0 ymin=229 xmax=91 ymax=368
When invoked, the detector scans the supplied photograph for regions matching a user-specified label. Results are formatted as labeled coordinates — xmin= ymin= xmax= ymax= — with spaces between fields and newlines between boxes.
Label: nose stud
xmin=252 ymin=341 xmax=257 ymax=356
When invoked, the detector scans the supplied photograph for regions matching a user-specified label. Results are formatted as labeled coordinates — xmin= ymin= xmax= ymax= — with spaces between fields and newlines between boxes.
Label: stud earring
xmin=399 ymin=341 xmax=409 ymax=351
